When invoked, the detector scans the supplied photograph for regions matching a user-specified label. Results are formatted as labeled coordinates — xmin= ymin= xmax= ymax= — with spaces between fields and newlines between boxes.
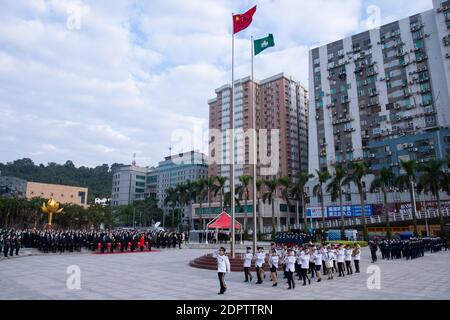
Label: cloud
xmin=0 ymin=0 xmax=437 ymax=168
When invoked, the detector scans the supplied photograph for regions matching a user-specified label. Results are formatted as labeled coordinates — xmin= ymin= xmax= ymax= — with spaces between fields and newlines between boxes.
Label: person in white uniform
xmin=213 ymin=247 xmax=231 ymax=294
xmin=344 ymin=245 xmax=353 ymax=275
xmin=300 ymin=249 xmax=311 ymax=286
xmin=255 ymin=247 xmax=266 ymax=284
xmin=352 ymin=244 xmax=361 ymax=273
xmin=243 ymin=246 xmax=253 ymax=282
xmin=285 ymin=249 xmax=296 ymax=289
xmin=337 ymin=245 xmax=346 ymax=277
xmin=324 ymin=246 xmax=334 ymax=280
xmin=269 ymin=249 xmax=279 ymax=287
xmin=313 ymin=247 xmax=323 ymax=282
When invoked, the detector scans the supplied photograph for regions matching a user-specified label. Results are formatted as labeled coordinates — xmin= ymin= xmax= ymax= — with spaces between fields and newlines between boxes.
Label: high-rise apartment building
xmin=309 ymin=0 xmax=450 ymax=174
xmin=208 ymin=73 xmax=308 ymax=192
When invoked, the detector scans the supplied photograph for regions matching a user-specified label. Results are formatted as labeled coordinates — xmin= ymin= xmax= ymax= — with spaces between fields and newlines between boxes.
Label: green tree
xmin=396 ymin=160 xmax=419 ymax=236
xmin=238 ymin=175 xmax=252 ymax=233
xmin=278 ymin=176 xmax=292 ymax=230
xmin=417 ymin=160 xmax=449 ymax=237
xmin=313 ymin=169 xmax=331 ymax=237
xmin=370 ymin=167 xmax=395 ymax=239
xmin=327 ymin=165 xmax=347 ymax=240
xmin=214 ymin=176 xmax=228 ymax=210
xmin=343 ymin=161 xmax=369 ymax=241
xmin=262 ymin=179 xmax=278 ymax=235
xmin=292 ymin=172 xmax=313 ymax=234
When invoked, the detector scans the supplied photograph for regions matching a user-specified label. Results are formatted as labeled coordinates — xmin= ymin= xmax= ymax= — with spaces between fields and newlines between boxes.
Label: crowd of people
xmin=369 ymin=237 xmax=447 ymax=262
xmin=274 ymin=232 xmax=311 ymax=246
xmin=214 ymin=236 xmax=448 ymax=294
xmin=0 ymin=228 xmax=187 ymax=258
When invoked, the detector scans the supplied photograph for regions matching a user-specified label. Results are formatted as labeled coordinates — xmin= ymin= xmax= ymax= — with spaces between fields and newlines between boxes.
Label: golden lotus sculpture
xmin=41 ymin=198 xmax=63 ymax=227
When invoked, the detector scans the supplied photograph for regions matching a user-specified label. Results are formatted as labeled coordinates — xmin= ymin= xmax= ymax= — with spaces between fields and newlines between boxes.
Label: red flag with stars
xmin=233 ymin=5 xmax=257 ymax=34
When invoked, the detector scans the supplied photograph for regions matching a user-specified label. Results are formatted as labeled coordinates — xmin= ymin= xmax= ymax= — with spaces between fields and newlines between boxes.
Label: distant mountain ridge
xmin=0 ymin=158 xmax=124 ymax=203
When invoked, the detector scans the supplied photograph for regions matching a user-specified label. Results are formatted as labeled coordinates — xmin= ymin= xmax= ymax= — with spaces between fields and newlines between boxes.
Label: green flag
xmin=254 ymin=34 xmax=275 ymax=56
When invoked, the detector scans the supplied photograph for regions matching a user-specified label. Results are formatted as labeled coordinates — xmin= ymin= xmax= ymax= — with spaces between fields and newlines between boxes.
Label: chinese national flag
xmin=233 ymin=5 xmax=257 ymax=34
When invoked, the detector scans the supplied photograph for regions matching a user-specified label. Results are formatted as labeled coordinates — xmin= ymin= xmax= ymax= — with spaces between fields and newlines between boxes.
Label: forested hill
xmin=0 ymin=158 xmax=124 ymax=203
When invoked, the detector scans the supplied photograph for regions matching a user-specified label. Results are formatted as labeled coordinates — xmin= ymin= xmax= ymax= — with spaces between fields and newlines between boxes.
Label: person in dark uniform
xmin=14 ymin=235 xmax=21 ymax=256
xmin=369 ymin=240 xmax=378 ymax=263
xmin=3 ymin=236 xmax=10 ymax=258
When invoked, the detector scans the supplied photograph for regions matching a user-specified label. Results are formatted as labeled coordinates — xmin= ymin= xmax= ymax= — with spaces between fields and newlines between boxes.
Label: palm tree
xmin=417 ymin=160 xmax=448 ymax=237
xmin=370 ymin=167 xmax=395 ymax=239
xmin=205 ymin=176 xmax=217 ymax=228
xmin=215 ymin=176 xmax=228 ymax=210
xmin=163 ymin=187 xmax=178 ymax=228
xmin=256 ymin=180 xmax=263 ymax=238
xmin=327 ymin=165 xmax=347 ymax=240
xmin=194 ymin=179 xmax=208 ymax=230
xmin=343 ymin=161 xmax=369 ymax=242
xmin=396 ymin=160 xmax=419 ymax=236
xmin=313 ymin=169 xmax=331 ymax=236
xmin=238 ymin=175 xmax=252 ymax=233
xmin=292 ymin=172 xmax=313 ymax=234
xmin=278 ymin=176 xmax=292 ymax=230
xmin=262 ymin=179 xmax=279 ymax=234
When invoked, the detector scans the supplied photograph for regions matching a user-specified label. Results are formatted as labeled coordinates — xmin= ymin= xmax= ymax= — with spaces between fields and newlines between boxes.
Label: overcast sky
xmin=0 ymin=0 xmax=434 ymax=168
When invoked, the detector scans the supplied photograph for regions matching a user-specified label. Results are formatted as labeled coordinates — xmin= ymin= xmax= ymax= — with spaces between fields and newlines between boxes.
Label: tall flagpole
xmin=251 ymin=36 xmax=257 ymax=255
xmin=230 ymin=14 xmax=236 ymax=258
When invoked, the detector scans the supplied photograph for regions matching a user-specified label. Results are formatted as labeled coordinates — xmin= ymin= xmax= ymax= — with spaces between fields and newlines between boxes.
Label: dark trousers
xmin=345 ymin=260 xmax=353 ymax=274
xmin=301 ymin=268 xmax=310 ymax=285
xmin=309 ymin=262 xmax=315 ymax=278
xmin=370 ymin=250 xmax=377 ymax=262
xmin=295 ymin=263 xmax=302 ymax=280
xmin=3 ymin=246 xmax=8 ymax=257
xmin=338 ymin=262 xmax=345 ymax=276
xmin=287 ymin=271 xmax=295 ymax=289
xmin=244 ymin=267 xmax=252 ymax=281
xmin=354 ymin=260 xmax=360 ymax=273
xmin=218 ymin=272 xmax=227 ymax=293
xmin=256 ymin=266 xmax=263 ymax=283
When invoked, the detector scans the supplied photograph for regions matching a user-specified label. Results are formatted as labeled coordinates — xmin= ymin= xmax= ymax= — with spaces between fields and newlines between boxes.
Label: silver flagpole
xmin=230 ymin=14 xmax=236 ymax=258
xmin=251 ymin=36 xmax=257 ymax=255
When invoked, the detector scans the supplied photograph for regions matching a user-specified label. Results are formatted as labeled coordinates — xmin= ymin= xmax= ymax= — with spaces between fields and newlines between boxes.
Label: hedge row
xmin=323 ymin=241 xmax=369 ymax=247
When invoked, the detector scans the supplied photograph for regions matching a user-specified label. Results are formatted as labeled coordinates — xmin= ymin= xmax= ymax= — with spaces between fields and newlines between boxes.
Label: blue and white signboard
xmin=307 ymin=205 xmax=373 ymax=219
xmin=327 ymin=205 xmax=373 ymax=218
xmin=306 ymin=207 xmax=326 ymax=219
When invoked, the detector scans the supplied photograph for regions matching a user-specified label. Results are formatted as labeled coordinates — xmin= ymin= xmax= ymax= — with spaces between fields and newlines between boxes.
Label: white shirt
xmin=269 ymin=255 xmax=279 ymax=268
xmin=314 ymin=252 xmax=323 ymax=265
xmin=321 ymin=249 xmax=327 ymax=261
xmin=344 ymin=249 xmax=353 ymax=261
xmin=325 ymin=251 xmax=334 ymax=262
xmin=353 ymin=248 xmax=361 ymax=260
xmin=337 ymin=249 xmax=345 ymax=263
xmin=215 ymin=253 xmax=231 ymax=273
xmin=300 ymin=254 xmax=310 ymax=269
xmin=296 ymin=253 xmax=302 ymax=265
xmin=331 ymin=249 xmax=337 ymax=261
xmin=255 ymin=252 xmax=265 ymax=267
xmin=243 ymin=252 xmax=253 ymax=267
xmin=286 ymin=255 xmax=296 ymax=272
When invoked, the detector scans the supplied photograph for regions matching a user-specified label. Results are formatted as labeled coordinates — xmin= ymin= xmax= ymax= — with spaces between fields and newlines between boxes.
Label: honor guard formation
xmin=0 ymin=228 xmax=186 ymax=258
xmin=214 ymin=236 xmax=448 ymax=294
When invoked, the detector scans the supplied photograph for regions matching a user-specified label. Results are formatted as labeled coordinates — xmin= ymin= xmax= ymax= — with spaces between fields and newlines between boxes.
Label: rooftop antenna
xmin=132 ymin=153 xmax=136 ymax=166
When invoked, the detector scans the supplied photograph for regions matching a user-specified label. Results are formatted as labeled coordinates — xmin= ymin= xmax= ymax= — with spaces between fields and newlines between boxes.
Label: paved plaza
xmin=0 ymin=247 xmax=449 ymax=300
